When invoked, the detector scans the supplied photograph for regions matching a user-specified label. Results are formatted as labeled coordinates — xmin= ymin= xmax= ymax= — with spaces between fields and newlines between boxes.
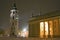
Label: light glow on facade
xmin=40 ymin=22 xmax=44 ymax=38
xmin=40 ymin=21 xmax=50 ymax=38
xmin=45 ymin=21 xmax=48 ymax=37
xmin=49 ymin=21 xmax=53 ymax=37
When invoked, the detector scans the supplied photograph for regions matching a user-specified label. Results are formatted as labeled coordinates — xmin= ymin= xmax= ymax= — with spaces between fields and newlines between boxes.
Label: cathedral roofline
xmin=29 ymin=10 xmax=60 ymax=22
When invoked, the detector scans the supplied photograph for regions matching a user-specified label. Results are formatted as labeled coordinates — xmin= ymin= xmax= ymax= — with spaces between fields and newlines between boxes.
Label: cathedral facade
xmin=29 ymin=10 xmax=60 ymax=38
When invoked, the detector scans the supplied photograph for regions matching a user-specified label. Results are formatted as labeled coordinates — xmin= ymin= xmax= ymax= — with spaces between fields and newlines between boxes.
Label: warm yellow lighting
xmin=18 ymin=32 xmax=20 ymax=35
xmin=49 ymin=21 xmax=53 ymax=37
xmin=20 ymin=31 xmax=28 ymax=37
xmin=24 ymin=31 xmax=28 ymax=37
xmin=40 ymin=21 xmax=54 ymax=38
xmin=40 ymin=21 xmax=49 ymax=38
xmin=19 ymin=28 xmax=28 ymax=37
xmin=45 ymin=21 xmax=48 ymax=37
xmin=40 ymin=22 xmax=44 ymax=38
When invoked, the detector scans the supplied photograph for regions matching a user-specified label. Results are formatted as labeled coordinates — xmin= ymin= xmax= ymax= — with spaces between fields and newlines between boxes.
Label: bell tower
xmin=10 ymin=0 xmax=19 ymax=37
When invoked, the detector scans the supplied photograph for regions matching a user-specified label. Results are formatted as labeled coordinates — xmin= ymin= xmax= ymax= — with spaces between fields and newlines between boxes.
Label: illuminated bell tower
xmin=10 ymin=2 xmax=19 ymax=36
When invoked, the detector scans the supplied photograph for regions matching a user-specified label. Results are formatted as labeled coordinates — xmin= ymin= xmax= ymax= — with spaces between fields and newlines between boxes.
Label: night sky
xmin=0 ymin=0 xmax=60 ymax=30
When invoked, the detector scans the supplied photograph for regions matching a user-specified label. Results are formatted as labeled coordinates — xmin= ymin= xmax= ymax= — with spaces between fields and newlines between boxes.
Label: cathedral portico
xmin=29 ymin=10 xmax=60 ymax=38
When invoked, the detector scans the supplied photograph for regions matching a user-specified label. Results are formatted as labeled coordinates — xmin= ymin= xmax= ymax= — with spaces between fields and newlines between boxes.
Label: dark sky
xmin=0 ymin=0 xmax=60 ymax=30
